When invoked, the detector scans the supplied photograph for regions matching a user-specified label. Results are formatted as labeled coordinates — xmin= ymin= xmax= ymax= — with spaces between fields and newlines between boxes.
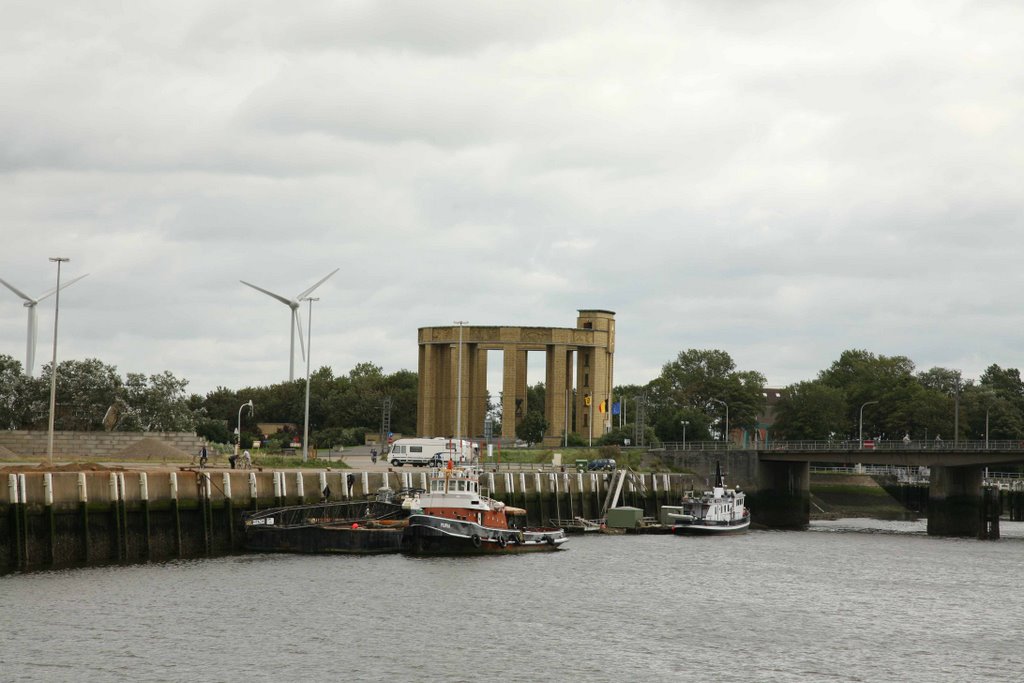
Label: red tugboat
xmin=401 ymin=461 xmax=568 ymax=555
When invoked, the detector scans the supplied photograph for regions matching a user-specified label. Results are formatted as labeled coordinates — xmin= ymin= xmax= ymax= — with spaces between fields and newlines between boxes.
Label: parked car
xmin=587 ymin=458 xmax=616 ymax=471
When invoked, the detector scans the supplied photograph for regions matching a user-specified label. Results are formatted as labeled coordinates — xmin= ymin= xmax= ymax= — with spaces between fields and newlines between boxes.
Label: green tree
xmin=648 ymin=349 xmax=765 ymax=441
xmin=119 ymin=371 xmax=196 ymax=431
xmin=772 ymin=381 xmax=848 ymax=440
xmin=0 ymin=355 xmax=35 ymax=429
xmin=516 ymin=410 xmax=548 ymax=445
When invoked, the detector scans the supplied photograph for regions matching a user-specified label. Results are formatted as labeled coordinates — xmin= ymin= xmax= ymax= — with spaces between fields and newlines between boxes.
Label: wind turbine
xmin=240 ymin=268 xmax=338 ymax=381
xmin=0 ymin=273 xmax=89 ymax=376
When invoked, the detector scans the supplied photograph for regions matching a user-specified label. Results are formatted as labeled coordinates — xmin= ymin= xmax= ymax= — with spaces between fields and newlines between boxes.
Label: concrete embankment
xmin=1 ymin=467 xmax=696 ymax=573
xmin=809 ymin=473 xmax=914 ymax=520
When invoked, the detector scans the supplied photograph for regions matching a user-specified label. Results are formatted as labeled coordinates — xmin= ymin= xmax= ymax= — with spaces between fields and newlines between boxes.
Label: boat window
xmin=457 ymin=481 xmax=466 ymax=491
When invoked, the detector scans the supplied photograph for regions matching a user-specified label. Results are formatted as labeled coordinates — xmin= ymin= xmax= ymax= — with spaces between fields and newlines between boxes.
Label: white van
xmin=387 ymin=438 xmax=480 ymax=467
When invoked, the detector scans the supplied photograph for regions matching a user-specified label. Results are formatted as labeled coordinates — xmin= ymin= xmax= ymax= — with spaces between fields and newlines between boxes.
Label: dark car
xmin=587 ymin=458 xmax=616 ymax=471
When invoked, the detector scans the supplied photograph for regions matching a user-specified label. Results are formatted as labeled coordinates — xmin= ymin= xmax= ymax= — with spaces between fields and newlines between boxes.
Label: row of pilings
xmin=2 ymin=468 xmax=698 ymax=573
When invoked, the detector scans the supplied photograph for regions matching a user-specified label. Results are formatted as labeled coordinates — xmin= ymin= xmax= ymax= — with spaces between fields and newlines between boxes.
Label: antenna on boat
xmin=715 ymin=461 xmax=724 ymax=488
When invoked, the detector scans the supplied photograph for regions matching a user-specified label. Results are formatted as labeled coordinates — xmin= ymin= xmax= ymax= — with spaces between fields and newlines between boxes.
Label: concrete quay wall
xmin=0 ymin=430 xmax=204 ymax=459
xmin=2 ymin=468 xmax=697 ymax=573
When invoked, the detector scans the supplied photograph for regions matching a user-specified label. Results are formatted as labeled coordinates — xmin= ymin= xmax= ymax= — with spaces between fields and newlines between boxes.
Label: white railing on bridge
xmin=662 ymin=439 xmax=1024 ymax=452
xmin=810 ymin=465 xmax=1024 ymax=489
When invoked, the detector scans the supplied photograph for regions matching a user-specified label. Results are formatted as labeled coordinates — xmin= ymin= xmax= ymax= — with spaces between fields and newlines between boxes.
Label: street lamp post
xmin=859 ymin=400 xmax=878 ymax=449
xmin=709 ymin=399 xmax=728 ymax=448
xmin=302 ymin=297 xmax=318 ymax=462
xmin=953 ymin=378 xmax=961 ymax=448
xmin=46 ymin=257 xmax=70 ymax=465
xmin=237 ymin=400 xmax=254 ymax=457
xmin=681 ymin=420 xmax=689 ymax=450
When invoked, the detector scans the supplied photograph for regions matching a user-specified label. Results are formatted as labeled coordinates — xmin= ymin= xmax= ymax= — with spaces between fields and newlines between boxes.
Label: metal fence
xmin=660 ymin=439 xmax=1024 ymax=452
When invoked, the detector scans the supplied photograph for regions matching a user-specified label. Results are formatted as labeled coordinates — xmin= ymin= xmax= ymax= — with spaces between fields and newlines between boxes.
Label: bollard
xmin=295 ymin=472 xmax=305 ymax=503
xmin=248 ymin=472 xmax=258 ymax=510
xmin=273 ymin=472 xmax=283 ymax=507
xmin=319 ymin=472 xmax=328 ymax=500
xmin=518 ymin=472 xmax=526 ymax=511
xmin=140 ymin=473 xmax=151 ymax=560
xmin=361 ymin=472 xmax=369 ymax=499
xmin=420 ymin=472 xmax=428 ymax=492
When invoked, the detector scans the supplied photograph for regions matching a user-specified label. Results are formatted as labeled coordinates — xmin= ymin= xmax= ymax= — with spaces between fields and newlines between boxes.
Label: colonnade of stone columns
xmin=417 ymin=311 xmax=615 ymax=446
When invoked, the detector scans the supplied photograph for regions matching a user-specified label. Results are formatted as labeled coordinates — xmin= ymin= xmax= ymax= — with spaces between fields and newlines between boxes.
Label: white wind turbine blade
xmin=240 ymin=280 xmax=295 ymax=307
xmin=26 ymin=305 xmax=37 ymax=376
xmin=293 ymin=307 xmax=306 ymax=362
xmin=296 ymin=268 xmax=339 ymax=300
xmin=0 ymin=277 xmax=34 ymax=302
xmin=34 ymin=273 xmax=89 ymax=303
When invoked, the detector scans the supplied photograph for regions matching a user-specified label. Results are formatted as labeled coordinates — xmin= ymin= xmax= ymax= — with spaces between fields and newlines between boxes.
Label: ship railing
xmin=245 ymin=500 xmax=405 ymax=527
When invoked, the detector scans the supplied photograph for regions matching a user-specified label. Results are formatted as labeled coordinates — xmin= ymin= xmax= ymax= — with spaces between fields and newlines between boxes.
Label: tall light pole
xmin=46 ymin=257 xmax=70 ymax=465
xmin=453 ymin=321 xmax=467 ymax=452
xmin=859 ymin=400 xmax=878 ymax=449
xmin=302 ymin=297 xmax=319 ymax=462
xmin=237 ymin=400 xmax=253 ymax=457
xmin=681 ymin=420 xmax=689 ymax=450
xmin=709 ymin=399 xmax=728 ymax=448
xmin=953 ymin=376 xmax=961 ymax=448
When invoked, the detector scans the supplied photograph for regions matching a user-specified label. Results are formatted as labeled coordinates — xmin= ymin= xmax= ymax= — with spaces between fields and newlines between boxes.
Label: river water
xmin=3 ymin=520 xmax=1023 ymax=682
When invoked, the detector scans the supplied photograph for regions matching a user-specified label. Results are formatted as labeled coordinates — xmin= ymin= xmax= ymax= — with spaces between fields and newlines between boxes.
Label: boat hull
xmin=244 ymin=523 xmax=405 ymax=554
xmin=243 ymin=500 xmax=408 ymax=554
xmin=672 ymin=518 xmax=750 ymax=536
xmin=402 ymin=514 xmax=568 ymax=555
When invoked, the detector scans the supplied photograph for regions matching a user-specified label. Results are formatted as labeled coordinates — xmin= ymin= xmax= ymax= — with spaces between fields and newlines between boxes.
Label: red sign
xmin=863 ymin=439 xmax=875 ymax=449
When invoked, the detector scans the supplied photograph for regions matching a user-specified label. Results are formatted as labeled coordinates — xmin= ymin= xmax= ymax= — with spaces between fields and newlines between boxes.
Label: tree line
xmin=4 ymin=347 xmax=1023 ymax=448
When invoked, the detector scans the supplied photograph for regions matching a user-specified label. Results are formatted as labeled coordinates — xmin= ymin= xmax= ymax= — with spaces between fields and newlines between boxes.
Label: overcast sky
xmin=3 ymin=1 xmax=1023 ymax=397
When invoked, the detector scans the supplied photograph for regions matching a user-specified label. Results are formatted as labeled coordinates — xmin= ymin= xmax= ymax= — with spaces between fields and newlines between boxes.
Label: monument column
xmin=501 ymin=348 xmax=519 ymax=441
xmin=545 ymin=344 xmax=569 ymax=445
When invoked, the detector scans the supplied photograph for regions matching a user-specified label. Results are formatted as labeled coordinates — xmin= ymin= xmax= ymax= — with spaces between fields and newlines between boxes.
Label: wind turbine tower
xmin=1 ymin=273 xmax=89 ymax=376
xmin=240 ymin=268 xmax=338 ymax=382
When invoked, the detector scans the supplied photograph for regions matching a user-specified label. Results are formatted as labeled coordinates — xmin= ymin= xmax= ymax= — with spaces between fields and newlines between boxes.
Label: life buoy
xmin=497 ymin=536 xmax=508 ymax=548
xmin=471 ymin=534 xmax=481 ymax=548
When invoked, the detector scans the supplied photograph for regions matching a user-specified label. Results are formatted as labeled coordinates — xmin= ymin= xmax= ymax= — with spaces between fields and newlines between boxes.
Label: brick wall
xmin=0 ymin=431 xmax=204 ymax=458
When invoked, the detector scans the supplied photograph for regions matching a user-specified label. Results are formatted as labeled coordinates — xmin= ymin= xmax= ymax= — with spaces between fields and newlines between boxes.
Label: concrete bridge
xmin=662 ymin=440 xmax=1024 ymax=537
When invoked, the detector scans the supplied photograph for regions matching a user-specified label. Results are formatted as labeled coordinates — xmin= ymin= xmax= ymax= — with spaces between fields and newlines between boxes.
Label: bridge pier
xmin=754 ymin=460 xmax=810 ymax=529
xmin=927 ymin=466 xmax=983 ymax=538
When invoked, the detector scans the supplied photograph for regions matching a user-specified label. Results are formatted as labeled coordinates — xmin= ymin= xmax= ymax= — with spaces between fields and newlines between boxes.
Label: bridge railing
xmin=661 ymin=439 xmax=1024 ymax=452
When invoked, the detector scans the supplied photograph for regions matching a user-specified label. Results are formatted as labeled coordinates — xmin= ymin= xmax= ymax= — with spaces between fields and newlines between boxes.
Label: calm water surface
xmin=3 ymin=520 xmax=1024 ymax=682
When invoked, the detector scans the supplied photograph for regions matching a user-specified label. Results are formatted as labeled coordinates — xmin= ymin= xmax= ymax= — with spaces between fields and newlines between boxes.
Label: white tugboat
xmin=668 ymin=463 xmax=750 ymax=535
